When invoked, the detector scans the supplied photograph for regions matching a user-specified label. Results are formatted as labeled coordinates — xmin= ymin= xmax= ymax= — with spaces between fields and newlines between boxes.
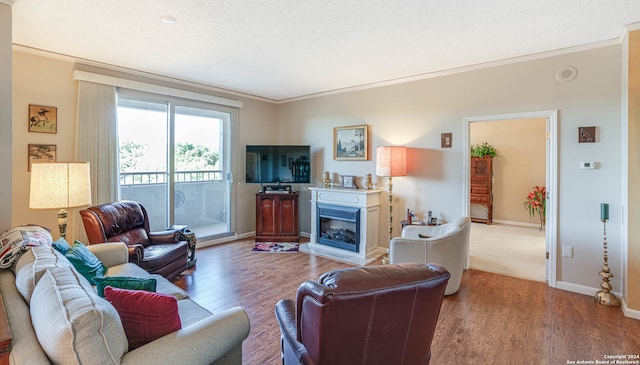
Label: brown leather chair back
xmin=80 ymin=200 xmax=151 ymax=247
xmin=280 ymin=263 xmax=450 ymax=365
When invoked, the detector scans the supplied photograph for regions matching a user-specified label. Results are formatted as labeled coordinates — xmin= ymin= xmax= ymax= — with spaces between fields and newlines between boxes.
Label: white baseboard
xmin=492 ymin=219 xmax=540 ymax=228
xmin=622 ymin=299 xmax=640 ymax=320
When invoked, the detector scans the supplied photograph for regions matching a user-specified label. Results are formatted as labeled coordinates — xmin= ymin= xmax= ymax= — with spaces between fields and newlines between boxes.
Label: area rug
xmin=252 ymin=241 xmax=299 ymax=253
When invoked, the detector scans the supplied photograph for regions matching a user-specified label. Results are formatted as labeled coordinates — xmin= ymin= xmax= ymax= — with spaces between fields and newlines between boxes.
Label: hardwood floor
xmin=174 ymin=238 xmax=640 ymax=365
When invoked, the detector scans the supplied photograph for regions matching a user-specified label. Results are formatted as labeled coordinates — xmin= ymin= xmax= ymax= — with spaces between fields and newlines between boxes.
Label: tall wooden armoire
xmin=470 ymin=156 xmax=493 ymax=224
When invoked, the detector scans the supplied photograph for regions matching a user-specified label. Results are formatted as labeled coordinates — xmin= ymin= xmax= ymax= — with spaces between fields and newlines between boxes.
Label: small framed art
xmin=441 ymin=133 xmax=452 ymax=148
xmin=334 ymin=124 xmax=368 ymax=160
xmin=341 ymin=175 xmax=357 ymax=189
xmin=28 ymin=144 xmax=57 ymax=171
xmin=28 ymin=105 xmax=57 ymax=134
xmin=578 ymin=126 xmax=596 ymax=143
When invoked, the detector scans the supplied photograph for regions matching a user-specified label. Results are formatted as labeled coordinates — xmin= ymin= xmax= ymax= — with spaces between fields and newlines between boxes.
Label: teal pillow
xmin=93 ymin=276 xmax=157 ymax=298
xmin=51 ymin=238 xmax=70 ymax=254
xmin=64 ymin=240 xmax=105 ymax=283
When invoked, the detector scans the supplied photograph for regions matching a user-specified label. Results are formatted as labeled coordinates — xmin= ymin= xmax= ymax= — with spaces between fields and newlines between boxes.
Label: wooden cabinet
xmin=0 ymin=294 xmax=11 ymax=365
xmin=470 ymin=156 xmax=493 ymax=224
xmin=255 ymin=193 xmax=299 ymax=242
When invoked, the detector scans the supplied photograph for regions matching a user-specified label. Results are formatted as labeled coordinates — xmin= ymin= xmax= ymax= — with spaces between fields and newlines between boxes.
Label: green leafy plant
xmin=470 ymin=142 xmax=497 ymax=158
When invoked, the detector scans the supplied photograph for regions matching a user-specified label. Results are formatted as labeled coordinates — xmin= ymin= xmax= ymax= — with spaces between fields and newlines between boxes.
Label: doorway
xmin=462 ymin=110 xmax=558 ymax=287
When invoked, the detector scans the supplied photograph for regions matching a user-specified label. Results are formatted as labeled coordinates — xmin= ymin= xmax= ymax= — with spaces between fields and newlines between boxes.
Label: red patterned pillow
xmin=104 ymin=286 xmax=181 ymax=350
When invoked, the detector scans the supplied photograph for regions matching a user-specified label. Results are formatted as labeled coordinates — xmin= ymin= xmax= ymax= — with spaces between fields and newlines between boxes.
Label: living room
xmin=1 ymin=1 xmax=640 ymax=363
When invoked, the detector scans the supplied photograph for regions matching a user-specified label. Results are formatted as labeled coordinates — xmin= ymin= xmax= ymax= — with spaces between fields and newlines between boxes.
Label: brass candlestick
xmin=365 ymin=173 xmax=373 ymax=190
xmin=322 ymin=171 xmax=331 ymax=188
xmin=594 ymin=203 xmax=620 ymax=306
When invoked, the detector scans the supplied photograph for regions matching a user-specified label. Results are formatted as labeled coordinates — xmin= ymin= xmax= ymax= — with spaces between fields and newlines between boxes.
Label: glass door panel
xmin=175 ymin=105 xmax=231 ymax=238
xmin=117 ymin=99 xmax=169 ymax=231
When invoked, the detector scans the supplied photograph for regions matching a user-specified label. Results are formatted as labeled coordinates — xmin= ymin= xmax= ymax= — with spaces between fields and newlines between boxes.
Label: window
xmin=116 ymin=91 xmax=234 ymax=239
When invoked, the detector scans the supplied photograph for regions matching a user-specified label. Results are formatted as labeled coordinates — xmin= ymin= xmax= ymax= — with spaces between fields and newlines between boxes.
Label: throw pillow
xmin=14 ymin=245 xmax=72 ymax=303
xmin=31 ymin=267 xmax=127 ymax=364
xmin=93 ymin=276 xmax=157 ymax=297
xmin=0 ymin=225 xmax=53 ymax=269
xmin=104 ymin=286 xmax=181 ymax=350
xmin=51 ymin=237 xmax=71 ymax=254
xmin=64 ymin=240 xmax=106 ymax=283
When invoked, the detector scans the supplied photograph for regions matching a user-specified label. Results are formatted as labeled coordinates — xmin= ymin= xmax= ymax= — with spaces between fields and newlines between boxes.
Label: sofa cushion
xmin=14 ymin=245 xmax=72 ymax=303
xmin=105 ymin=263 xmax=188 ymax=300
xmin=65 ymin=240 xmax=106 ymax=283
xmin=31 ymin=266 xmax=128 ymax=364
xmin=104 ymin=286 xmax=181 ymax=350
xmin=93 ymin=276 xmax=157 ymax=297
xmin=0 ymin=225 xmax=52 ymax=269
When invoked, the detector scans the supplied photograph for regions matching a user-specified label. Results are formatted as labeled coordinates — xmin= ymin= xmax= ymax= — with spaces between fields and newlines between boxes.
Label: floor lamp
xmin=29 ymin=162 xmax=92 ymax=240
xmin=376 ymin=146 xmax=407 ymax=264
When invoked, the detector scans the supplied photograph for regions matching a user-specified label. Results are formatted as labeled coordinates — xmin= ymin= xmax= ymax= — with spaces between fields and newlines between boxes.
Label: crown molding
xmin=0 ymin=1 xmax=16 ymax=7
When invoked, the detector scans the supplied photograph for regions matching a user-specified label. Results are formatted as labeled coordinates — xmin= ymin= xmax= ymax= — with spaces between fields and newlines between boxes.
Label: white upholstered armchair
xmin=390 ymin=217 xmax=471 ymax=295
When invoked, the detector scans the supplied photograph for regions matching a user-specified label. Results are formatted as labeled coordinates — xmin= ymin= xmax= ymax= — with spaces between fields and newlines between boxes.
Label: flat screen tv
xmin=246 ymin=145 xmax=311 ymax=184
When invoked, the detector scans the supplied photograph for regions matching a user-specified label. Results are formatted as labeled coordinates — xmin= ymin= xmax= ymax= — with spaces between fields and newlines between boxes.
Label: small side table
xmin=171 ymin=225 xmax=197 ymax=269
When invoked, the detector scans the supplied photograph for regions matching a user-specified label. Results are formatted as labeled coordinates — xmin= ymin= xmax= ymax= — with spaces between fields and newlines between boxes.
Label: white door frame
xmin=462 ymin=110 xmax=558 ymax=288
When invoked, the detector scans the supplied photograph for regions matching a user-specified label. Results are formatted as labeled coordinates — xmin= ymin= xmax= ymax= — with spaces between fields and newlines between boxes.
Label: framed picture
xmin=334 ymin=124 xmax=368 ymax=160
xmin=28 ymin=144 xmax=56 ymax=171
xmin=28 ymin=105 xmax=57 ymax=134
xmin=441 ymin=133 xmax=452 ymax=148
xmin=578 ymin=126 xmax=596 ymax=143
xmin=341 ymin=175 xmax=356 ymax=189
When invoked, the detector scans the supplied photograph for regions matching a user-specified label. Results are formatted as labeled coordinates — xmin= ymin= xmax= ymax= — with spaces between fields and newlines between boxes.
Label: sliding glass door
xmin=117 ymin=92 xmax=232 ymax=239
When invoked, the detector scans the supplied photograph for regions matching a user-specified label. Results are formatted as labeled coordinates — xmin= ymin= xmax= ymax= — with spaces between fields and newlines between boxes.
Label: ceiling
xmin=10 ymin=0 xmax=640 ymax=102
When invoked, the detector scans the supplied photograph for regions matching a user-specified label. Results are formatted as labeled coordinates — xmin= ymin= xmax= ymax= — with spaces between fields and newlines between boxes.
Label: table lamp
xmin=376 ymin=146 xmax=407 ymax=263
xmin=29 ymin=162 xmax=92 ymax=239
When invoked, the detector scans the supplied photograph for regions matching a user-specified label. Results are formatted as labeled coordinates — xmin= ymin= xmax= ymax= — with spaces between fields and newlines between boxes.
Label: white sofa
xmin=389 ymin=217 xmax=471 ymax=295
xmin=0 ymin=240 xmax=250 ymax=365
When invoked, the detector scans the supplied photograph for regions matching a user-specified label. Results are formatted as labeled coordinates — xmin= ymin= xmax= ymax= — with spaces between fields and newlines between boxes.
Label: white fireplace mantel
xmin=302 ymin=187 xmax=384 ymax=265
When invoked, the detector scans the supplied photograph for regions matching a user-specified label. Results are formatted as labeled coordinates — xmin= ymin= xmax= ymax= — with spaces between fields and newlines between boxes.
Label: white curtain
xmin=71 ymin=81 xmax=119 ymax=243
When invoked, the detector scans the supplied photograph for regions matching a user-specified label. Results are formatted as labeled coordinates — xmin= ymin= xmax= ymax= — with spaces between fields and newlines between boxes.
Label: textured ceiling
xmin=10 ymin=0 xmax=640 ymax=101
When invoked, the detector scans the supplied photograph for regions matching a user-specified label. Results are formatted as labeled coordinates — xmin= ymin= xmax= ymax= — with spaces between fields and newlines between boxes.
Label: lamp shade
xmin=29 ymin=162 xmax=92 ymax=210
xmin=376 ymin=146 xmax=407 ymax=177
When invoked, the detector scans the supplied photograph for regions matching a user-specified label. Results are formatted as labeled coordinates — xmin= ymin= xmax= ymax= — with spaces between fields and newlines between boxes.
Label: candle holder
xmin=594 ymin=203 xmax=620 ymax=306
xmin=322 ymin=171 xmax=331 ymax=188
xmin=364 ymin=173 xmax=373 ymax=190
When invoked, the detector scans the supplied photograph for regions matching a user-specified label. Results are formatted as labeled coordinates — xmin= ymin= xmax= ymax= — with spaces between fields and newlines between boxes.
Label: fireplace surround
xmin=303 ymin=187 xmax=384 ymax=265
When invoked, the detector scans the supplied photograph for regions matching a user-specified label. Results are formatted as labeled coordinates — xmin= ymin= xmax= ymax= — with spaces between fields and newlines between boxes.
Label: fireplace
xmin=317 ymin=203 xmax=360 ymax=252
xmin=304 ymin=187 xmax=384 ymax=265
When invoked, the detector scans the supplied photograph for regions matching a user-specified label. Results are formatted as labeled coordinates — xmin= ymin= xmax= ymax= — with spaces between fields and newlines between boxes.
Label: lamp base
xmin=594 ymin=290 xmax=620 ymax=307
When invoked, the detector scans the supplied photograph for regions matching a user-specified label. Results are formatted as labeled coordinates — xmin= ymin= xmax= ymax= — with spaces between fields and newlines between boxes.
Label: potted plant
xmin=470 ymin=142 xmax=497 ymax=158
xmin=523 ymin=185 xmax=546 ymax=230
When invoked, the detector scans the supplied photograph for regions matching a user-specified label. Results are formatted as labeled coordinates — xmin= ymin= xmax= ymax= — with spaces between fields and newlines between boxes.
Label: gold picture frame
xmin=333 ymin=124 xmax=368 ymax=161
xmin=28 ymin=144 xmax=57 ymax=171
xmin=28 ymin=104 xmax=57 ymax=134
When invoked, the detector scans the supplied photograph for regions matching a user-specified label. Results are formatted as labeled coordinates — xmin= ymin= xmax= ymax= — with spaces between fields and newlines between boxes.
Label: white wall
xmin=0 ymin=3 xmax=12 ymax=232
xmin=276 ymin=45 xmax=623 ymax=293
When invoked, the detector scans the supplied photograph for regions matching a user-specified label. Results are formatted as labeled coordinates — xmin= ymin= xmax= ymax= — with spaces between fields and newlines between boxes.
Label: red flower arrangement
xmin=523 ymin=185 xmax=546 ymax=230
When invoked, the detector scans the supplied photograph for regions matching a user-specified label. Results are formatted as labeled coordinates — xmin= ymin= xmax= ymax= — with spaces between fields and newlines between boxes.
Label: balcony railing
xmin=120 ymin=170 xmax=224 ymax=186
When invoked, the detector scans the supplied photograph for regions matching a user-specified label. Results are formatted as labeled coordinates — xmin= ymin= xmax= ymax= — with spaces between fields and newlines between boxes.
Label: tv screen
xmin=246 ymin=145 xmax=311 ymax=184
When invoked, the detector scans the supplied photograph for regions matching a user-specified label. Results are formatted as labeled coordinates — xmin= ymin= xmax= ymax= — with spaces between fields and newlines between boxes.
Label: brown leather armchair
xmin=80 ymin=200 xmax=189 ymax=279
xmin=274 ymin=263 xmax=450 ymax=365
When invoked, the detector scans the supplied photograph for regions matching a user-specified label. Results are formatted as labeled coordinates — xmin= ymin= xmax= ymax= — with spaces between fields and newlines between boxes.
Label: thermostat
xmin=580 ymin=161 xmax=596 ymax=169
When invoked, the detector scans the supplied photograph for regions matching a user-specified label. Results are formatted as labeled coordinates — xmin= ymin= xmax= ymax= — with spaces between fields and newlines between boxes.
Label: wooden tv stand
xmin=255 ymin=192 xmax=299 ymax=242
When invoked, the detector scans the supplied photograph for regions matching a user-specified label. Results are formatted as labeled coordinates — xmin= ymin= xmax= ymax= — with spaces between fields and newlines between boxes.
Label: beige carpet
xmin=469 ymin=222 xmax=546 ymax=282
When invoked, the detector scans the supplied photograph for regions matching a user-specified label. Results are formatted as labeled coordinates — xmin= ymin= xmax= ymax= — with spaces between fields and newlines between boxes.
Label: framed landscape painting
xmin=333 ymin=124 xmax=368 ymax=161
xmin=28 ymin=105 xmax=57 ymax=134
xmin=28 ymin=144 xmax=56 ymax=171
